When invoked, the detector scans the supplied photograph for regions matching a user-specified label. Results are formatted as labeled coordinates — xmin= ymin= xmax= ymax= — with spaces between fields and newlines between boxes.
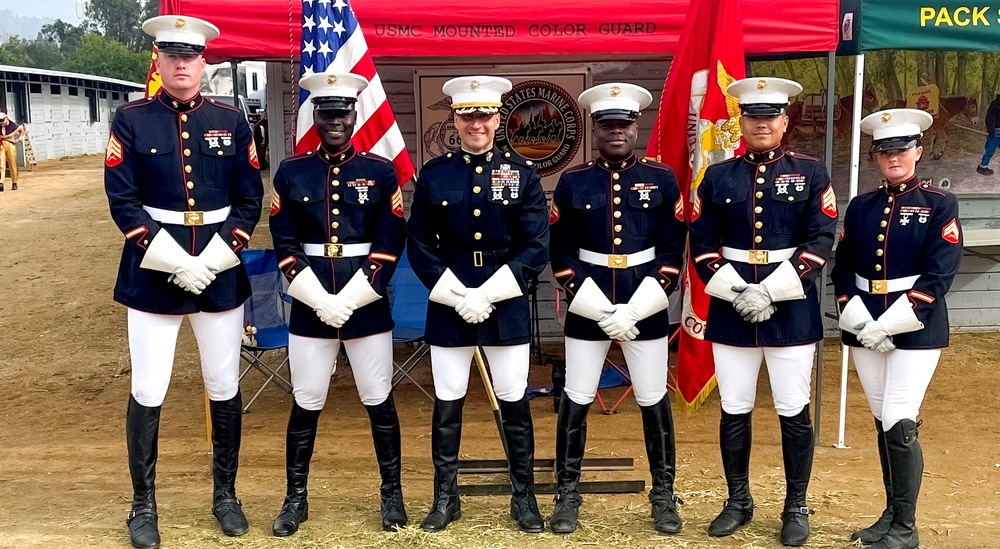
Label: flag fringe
xmin=674 ymin=374 xmax=718 ymax=414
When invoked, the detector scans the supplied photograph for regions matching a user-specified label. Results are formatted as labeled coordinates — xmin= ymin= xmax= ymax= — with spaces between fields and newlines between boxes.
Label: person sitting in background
xmin=976 ymin=93 xmax=1000 ymax=175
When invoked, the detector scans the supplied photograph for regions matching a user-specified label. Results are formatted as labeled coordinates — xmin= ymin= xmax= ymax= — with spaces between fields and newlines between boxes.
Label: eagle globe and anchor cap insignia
xmin=495 ymin=80 xmax=583 ymax=177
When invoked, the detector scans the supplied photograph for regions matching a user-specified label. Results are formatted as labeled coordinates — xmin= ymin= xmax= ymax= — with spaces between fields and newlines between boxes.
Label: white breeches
xmin=563 ymin=336 xmax=669 ymax=407
xmin=852 ymin=347 xmax=940 ymax=430
xmin=288 ymin=331 xmax=394 ymax=410
xmin=128 ymin=306 xmax=244 ymax=407
xmin=713 ymin=342 xmax=815 ymax=416
xmin=430 ymin=344 xmax=529 ymax=402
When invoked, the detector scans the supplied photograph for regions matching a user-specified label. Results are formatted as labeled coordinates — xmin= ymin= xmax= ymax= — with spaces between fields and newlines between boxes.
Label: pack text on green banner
xmin=861 ymin=1 xmax=1000 ymax=51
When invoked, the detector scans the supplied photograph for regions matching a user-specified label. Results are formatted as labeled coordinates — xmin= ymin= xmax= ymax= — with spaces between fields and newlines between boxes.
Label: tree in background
xmin=59 ymin=33 xmax=150 ymax=83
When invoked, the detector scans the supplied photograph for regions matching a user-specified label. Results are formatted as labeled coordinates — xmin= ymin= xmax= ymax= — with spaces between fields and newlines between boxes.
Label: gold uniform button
xmin=613 ymin=211 xmax=622 ymax=218
xmin=876 ymin=249 xmax=883 ymax=256
xmin=332 ymin=222 xmax=340 ymax=229
xmin=613 ymin=184 xmax=621 ymax=191
xmin=181 ymin=114 xmax=188 ymax=122
xmin=188 ymin=198 xmax=195 ymax=206
xmin=875 ymin=264 xmax=882 ymax=271
xmin=332 ymin=194 xmax=340 ymax=201
xmin=615 ymin=225 xmax=623 ymax=233
xmin=613 ymin=237 xmax=622 ymax=245
xmin=883 ymin=207 xmax=890 ymax=214
xmin=877 ymin=234 xmax=885 ymax=242
xmin=290 ymin=269 xmax=297 ymax=275
xmin=332 ymin=180 xmax=340 ymax=187
xmin=568 ymin=282 xmax=575 ymax=288
xmin=756 ymin=191 xmax=763 ymax=198
xmin=303 ymin=196 xmax=309 ymax=202
xmin=184 ymin=149 xmax=191 ymax=157
xmin=474 ymin=232 xmax=482 ymax=240
xmin=185 ymin=165 xmax=192 ymax=173
xmin=887 ymin=196 xmax=894 ymax=203
xmin=612 ymin=173 xmax=620 ymax=180
xmin=756 ymin=177 xmax=765 ymax=184
xmin=473 ymin=186 xmax=481 ymax=193
xmin=232 ymin=240 xmax=239 ymax=246
xmin=643 ymin=203 xmax=649 ymax=209
xmin=758 ymin=165 xmax=766 ymax=173
xmin=186 ymin=182 xmax=194 ymax=189
xmin=585 ymin=204 xmax=591 ymax=210
xmin=880 ymin=220 xmax=887 ymax=228
xmin=475 ymin=166 xmax=483 ymax=174
xmin=754 ymin=235 xmax=763 ymax=243
xmin=370 ymin=265 xmax=377 ymax=270
xmin=725 ymin=198 xmax=731 ymax=203
xmin=473 ymin=209 xmax=481 ymax=217
xmin=441 ymin=200 xmax=448 ymax=206
xmin=182 ymin=131 xmax=189 ymax=139
xmin=333 ymin=167 xmax=340 ymax=175
xmin=799 ymin=264 xmax=805 ymax=270
xmin=143 ymin=240 xmax=149 ymax=245
xmin=150 ymin=148 xmax=157 ymax=153
xmin=217 ymin=150 xmax=224 ymax=156
xmin=331 ymin=236 xmax=339 ymax=243
xmin=754 ymin=221 xmax=763 ymax=229
xmin=754 ymin=206 xmax=763 ymax=213
xmin=614 ymin=197 xmax=622 ymax=205
xmin=503 ymin=200 xmax=509 ymax=205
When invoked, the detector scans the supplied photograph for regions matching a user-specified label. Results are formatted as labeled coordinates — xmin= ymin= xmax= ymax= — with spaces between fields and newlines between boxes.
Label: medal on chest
xmin=348 ymin=178 xmax=376 ymax=204
xmin=898 ymin=205 xmax=931 ymax=226
xmin=630 ymin=182 xmax=658 ymax=202
xmin=774 ymin=173 xmax=806 ymax=196
xmin=203 ymin=130 xmax=233 ymax=149
xmin=490 ymin=164 xmax=521 ymax=202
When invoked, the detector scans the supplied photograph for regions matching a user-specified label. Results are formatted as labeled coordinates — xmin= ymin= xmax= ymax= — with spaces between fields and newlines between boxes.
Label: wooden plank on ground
xmin=458 ymin=457 xmax=633 ymax=474
xmin=459 ymin=480 xmax=646 ymax=496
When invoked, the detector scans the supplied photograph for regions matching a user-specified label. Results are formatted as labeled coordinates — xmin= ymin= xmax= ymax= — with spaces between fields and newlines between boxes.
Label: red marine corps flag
xmin=646 ymin=0 xmax=746 ymax=411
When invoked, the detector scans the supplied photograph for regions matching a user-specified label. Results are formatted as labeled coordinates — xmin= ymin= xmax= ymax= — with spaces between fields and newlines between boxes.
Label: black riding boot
xmin=210 ymin=392 xmax=249 ymax=537
xmin=871 ymin=420 xmax=922 ymax=549
xmin=420 ymin=397 xmax=464 ymax=532
xmin=366 ymin=394 xmax=407 ymax=531
xmin=708 ymin=410 xmax=754 ymax=537
xmin=550 ymin=397 xmax=590 ymax=534
xmin=640 ymin=396 xmax=682 ymax=534
xmin=126 ymin=396 xmax=161 ymax=549
xmin=852 ymin=416 xmax=893 ymax=544
xmin=779 ymin=406 xmax=814 ymax=546
xmin=499 ymin=395 xmax=544 ymax=533
xmin=272 ymin=402 xmax=320 ymax=537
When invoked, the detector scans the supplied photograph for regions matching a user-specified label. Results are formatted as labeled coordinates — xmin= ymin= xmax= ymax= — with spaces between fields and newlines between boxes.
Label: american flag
xmin=295 ymin=0 xmax=414 ymax=183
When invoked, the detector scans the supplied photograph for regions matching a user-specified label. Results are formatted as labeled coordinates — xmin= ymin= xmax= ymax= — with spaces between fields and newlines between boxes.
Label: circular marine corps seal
xmin=496 ymin=80 xmax=582 ymax=177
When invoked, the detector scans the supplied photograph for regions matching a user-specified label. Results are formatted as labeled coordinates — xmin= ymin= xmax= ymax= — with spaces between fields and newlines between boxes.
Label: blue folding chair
xmin=238 ymin=249 xmax=293 ymax=412
xmin=389 ymin=249 xmax=434 ymax=402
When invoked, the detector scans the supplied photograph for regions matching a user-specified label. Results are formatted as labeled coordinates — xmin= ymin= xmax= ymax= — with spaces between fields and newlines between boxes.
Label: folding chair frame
xmin=239 ymin=346 xmax=293 ymax=412
xmin=391 ymin=341 xmax=433 ymax=402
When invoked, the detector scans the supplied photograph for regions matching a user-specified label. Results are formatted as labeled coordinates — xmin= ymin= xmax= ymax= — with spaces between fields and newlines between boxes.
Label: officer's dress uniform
xmin=548 ymin=82 xmax=687 ymax=535
xmin=407 ymin=74 xmax=549 ymax=535
xmin=689 ymin=78 xmax=836 ymax=545
xmin=832 ymin=109 xmax=962 ymax=549
xmin=104 ymin=15 xmax=263 ymax=548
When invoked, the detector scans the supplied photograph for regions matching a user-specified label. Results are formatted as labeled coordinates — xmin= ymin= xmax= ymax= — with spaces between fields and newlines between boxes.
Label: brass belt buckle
xmin=324 ymin=243 xmax=343 ymax=258
xmin=607 ymin=254 xmax=627 ymax=269
xmin=870 ymin=279 xmax=889 ymax=294
xmin=183 ymin=211 xmax=204 ymax=226
xmin=473 ymin=251 xmax=484 ymax=267
xmin=748 ymin=249 xmax=769 ymax=264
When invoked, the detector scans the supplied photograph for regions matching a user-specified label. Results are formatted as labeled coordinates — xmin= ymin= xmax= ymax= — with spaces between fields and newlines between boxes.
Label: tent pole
xmin=814 ymin=50 xmax=837 ymax=446
xmin=265 ymin=62 xmax=287 ymax=170
xmin=836 ymin=53 xmax=865 ymax=450
xmin=230 ymin=60 xmax=240 ymax=116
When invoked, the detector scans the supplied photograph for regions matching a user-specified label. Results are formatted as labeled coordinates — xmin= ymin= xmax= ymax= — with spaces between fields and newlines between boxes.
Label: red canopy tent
xmin=161 ymin=0 xmax=839 ymax=63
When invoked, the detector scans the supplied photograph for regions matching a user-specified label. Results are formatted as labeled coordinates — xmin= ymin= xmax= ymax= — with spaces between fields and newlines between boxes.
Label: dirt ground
xmin=1 ymin=156 xmax=998 ymax=549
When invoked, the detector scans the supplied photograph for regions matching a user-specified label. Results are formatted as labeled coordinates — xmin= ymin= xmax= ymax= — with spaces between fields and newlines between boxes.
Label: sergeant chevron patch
xmin=390 ymin=187 xmax=404 ymax=218
xmin=248 ymin=141 xmax=260 ymax=169
xmin=942 ymin=218 xmax=960 ymax=244
xmin=821 ymin=183 xmax=837 ymax=218
xmin=105 ymin=132 xmax=123 ymax=167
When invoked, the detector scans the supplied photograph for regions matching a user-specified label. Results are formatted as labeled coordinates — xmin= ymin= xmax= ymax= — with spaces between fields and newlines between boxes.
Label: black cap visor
xmin=592 ymin=109 xmax=639 ymax=122
xmin=874 ymin=136 xmax=919 ymax=153
xmin=156 ymin=41 xmax=205 ymax=55
xmin=313 ymin=97 xmax=357 ymax=111
xmin=740 ymin=103 xmax=787 ymax=118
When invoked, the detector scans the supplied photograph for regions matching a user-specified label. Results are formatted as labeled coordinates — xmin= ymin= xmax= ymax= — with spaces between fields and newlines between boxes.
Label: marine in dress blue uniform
xmin=548 ymin=83 xmax=687 ymax=535
xmin=267 ymin=73 xmax=408 ymax=536
xmin=104 ymin=16 xmax=263 ymax=548
xmin=832 ymin=109 xmax=962 ymax=549
xmin=689 ymin=78 xmax=837 ymax=546
xmin=407 ymin=76 xmax=549 ymax=533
